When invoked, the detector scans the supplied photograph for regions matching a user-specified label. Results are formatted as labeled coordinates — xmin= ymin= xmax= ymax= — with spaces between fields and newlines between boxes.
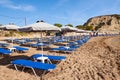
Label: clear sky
xmin=0 ymin=0 xmax=120 ymax=27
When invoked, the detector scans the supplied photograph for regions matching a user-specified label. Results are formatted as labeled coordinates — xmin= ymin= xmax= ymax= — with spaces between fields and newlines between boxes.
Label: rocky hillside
xmin=84 ymin=14 xmax=120 ymax=33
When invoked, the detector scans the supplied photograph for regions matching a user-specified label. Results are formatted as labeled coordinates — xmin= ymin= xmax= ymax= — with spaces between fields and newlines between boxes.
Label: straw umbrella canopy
xmin=1 ymin=23 xmax=19 ymax=31
xmin=19 ymin=21 xmax=61 ymax=39
xmin=60 ymin=26 xmax=82 ymax=41
xmin=61 ymin=25 xmax=82 ymax=36
xmin=0 ymin=25 xmax=4 ymax=30
xmin=1 ymin=24 xmax=20 ymax=47
xmin=19 ymin=21 xmax=61 ymax=32
xmin=19 ymin=21 xmax=61 ymax=57
xmin=61 ymin=26 xmax=79 ymax=32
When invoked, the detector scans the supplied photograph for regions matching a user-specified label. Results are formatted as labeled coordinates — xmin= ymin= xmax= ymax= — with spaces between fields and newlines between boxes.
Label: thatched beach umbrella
xmin=60 ymin=26 xmax=82 ymax=41
xmin=1 ymin=24 xmax=20 ymax=48
xmin=19 ymin=21 xmax=61 ymax=32
xmin=0 ymin=25 xmax=4 ymax=30
xmin=61 ymin=26 xmax=79 ymax=32
xmin=61 ymin=25 xmax=83 ymax=36
xmin=19 ymin=21 xmax=61 ymax=38
xmin=19 ymin=21 xmax=61 ymax=58
xmin=1 ymin=23 xmax=19 ymax=31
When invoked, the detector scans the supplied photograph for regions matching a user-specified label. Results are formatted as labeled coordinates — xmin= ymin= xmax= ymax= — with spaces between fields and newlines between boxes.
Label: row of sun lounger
xmin=1 ymin=34 xmax=119 ymax=78
xmin=0 ymin=47 xmax=67 ymax=77
xmin=51 ymin=35 xmax=90 ymax=53
xmin=4 ymin=35 xmax=84 ymax=46
xmin=0 ymin=35 xmax=90 ymax=55
xmin=0 ymin=35 xmax=90 ymax=77
xmin=9 ymin=36 xmax=90 ymax=77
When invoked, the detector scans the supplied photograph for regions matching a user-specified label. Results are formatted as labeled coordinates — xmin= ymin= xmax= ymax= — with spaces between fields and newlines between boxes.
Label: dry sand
xmin=0 ymin=36 xmax=120 ymax=80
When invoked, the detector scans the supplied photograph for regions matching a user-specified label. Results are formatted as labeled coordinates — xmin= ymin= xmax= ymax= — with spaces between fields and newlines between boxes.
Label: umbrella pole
xmin=41 ymin=31 xmax=44 ymax=57
xmin=12 ymin=36 xmax=13 ymax=47
xmin=11 ymin=31 xmax=14 ymax=48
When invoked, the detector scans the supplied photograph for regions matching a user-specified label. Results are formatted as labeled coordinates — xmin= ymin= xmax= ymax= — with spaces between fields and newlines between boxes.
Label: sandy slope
xmin=0 ymin=36 xmax=120 ymax=80
xmin=43 ymin=36 xmax=120 ymax=80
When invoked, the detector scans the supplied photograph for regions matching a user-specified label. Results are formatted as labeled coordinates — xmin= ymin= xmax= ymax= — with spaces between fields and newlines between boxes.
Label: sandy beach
xmin=0 ymin=35 xmax=120 ymax=80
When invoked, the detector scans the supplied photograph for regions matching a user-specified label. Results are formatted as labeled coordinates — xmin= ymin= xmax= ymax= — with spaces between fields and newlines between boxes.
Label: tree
xmin=76 ymin=25 xmax=93 ymax=30
xmin=85 ymin=26 xmax=93 ymax=30
xmin=65 ymin=24 xmax=73 ymax=27
xmin=0 ymin=24 xmax=2 ymax=26
xmin=94 ymin=22 xmax=104 ymax=30
xmin=54 ymin=23 xmax=62 ymax=28
xmin=76 ymin=25 xmax=85 ymax=29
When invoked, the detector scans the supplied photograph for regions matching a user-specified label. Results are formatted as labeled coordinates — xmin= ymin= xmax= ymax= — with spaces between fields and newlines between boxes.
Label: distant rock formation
xmin=84 ymin=14 xmax=120 ymax=33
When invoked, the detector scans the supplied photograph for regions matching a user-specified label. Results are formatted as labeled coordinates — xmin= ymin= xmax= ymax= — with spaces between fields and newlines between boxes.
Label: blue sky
xmin=0 ymin=0 xmax=120 ymax=27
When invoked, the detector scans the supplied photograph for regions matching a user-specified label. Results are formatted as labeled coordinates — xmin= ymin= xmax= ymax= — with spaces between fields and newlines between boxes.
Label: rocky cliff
xmin=84 ymin=14 xmax=120 ymax=33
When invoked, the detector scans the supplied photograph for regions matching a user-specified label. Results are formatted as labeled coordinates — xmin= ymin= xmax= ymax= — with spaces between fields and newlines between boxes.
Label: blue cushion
xmin=31 ymin=54 xmax=66 ymax=61
xmin=12 ymin=59 xmax=56 ymax=71
xmin=0 ymin=48 xmax=12 ymax=54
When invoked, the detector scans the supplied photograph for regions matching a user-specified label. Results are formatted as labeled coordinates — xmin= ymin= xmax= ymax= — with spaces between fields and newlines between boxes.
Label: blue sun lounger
xmin=0 ymin=48 xmax=12 ymax=55
xmin=13 ymin=46 xmax=29 ymax=52
xmin=31 ymin=54 xmax=66 ymax=61
xmin=11 ymin=59 xmax=56 ymax=77
xmin=51 ymin=46 xmax=75 ymax=53
xmin=76 ymin=40 xmax=84 ymax=45
xmin=30 ymin=42 xmax=49 ymax=48
xmin=0 ymin=43 xmax=9 ymax=47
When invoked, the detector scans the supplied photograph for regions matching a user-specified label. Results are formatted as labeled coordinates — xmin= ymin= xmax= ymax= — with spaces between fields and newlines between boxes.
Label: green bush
xmin=5 ymin=33 xmax=11 ymax=37
xmin=76 ymin=25 xmax=93 ymax=31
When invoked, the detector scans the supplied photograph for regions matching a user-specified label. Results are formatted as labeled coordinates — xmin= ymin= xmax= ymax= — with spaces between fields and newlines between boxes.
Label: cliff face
xmin=84 ymin=14 xmax=120 ymax=33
